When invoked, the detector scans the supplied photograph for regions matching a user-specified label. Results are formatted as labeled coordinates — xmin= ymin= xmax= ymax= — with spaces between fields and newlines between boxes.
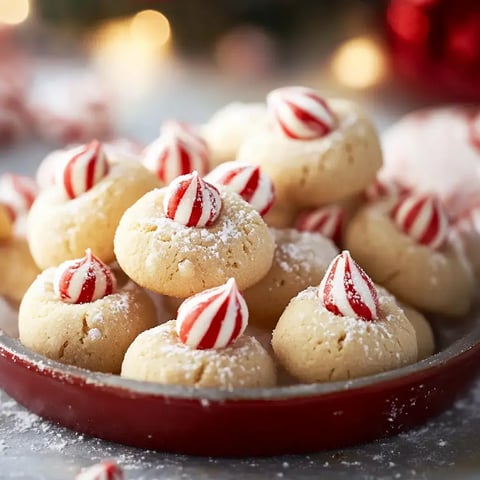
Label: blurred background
xmin=0 ymin=0 xmax=479 ymax=163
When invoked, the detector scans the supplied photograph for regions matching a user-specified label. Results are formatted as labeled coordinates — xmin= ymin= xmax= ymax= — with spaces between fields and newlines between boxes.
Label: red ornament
xmin=386 ymin=0 xmax=480 ymax=100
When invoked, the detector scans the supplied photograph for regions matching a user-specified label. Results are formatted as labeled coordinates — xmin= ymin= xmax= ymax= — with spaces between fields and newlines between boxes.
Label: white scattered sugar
xmin=271 ymin=228 xmax=338 ymax=276
xmin=87 ymin=328 xmax=102 ymax=341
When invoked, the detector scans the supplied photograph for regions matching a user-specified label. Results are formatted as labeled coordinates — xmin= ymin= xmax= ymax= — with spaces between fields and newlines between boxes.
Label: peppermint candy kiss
xmin=205 ymin=162 xmax=274 ymax=216
xmin=163 ymin=171 xmax=222 ymax=227
xmin=319 ymin=250 xmax=379 ymax=321
xmin=364 ymin=177 xmax=410 ymax=202
xmin=391 ymin=193 xmax=448 ymax=250
xmin=267 ymin=86 xmax=337 ymax=140
xmin=176 ymin=278 xmax=248 ymax=349
xmin=75 ymin=461 xmax=124 ymax=480
xmin=0 ymin=173 xmax=37 ymax=218
xmin=295 ymin=206 xmax=344 ymax=245
xmin=54 ymin=249 xmax=116 ymax=304
xmin=56 ymin=140 xmax=109 ymax=199
xmin=143 ymin=121 xmax=209 ymax=184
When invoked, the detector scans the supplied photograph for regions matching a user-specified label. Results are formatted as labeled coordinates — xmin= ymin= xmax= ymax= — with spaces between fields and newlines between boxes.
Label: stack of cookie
xmin=3 ymin=87 xmax=476 ymax=388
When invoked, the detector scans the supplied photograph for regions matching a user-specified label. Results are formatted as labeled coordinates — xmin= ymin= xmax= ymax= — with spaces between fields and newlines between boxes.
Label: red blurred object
xmin=75 ymin=461 xmax=124 ymax=480
xmin=386 ymin=0 xmax=480 ymax=100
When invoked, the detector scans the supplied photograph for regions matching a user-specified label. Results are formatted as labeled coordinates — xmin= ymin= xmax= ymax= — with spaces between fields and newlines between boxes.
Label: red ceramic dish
xmin=1 ymin=311 xmax=480 ymax=457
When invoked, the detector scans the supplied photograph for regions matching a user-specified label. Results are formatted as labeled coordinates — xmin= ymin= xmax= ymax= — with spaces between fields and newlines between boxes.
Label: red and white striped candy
xmin=0 ymin=173 xmax=37 ymax=219
xmin=295 ymin=205 xmax=344 ymax=245
xmin=163 ymin=171 xmax=222 ymax=227
xmin=53 ymin=249 xmax=116 ymax=304
xmin=364 ymin=177 xmax=410 ymax=203
xmin=391 ymin=193 xmax=448 ymax=250
xmin=56 ymin=140 xmax=109 ymax=199
xmin=75 ymin=461 xmax=124 ymax=480
xmin=176 ymin=278 xmax=248 ymax=349
xmin=266 ymin=86 xmax=337 ymax=140
xmin=143 ymin=121 xmax=209 ymax=184
xmin=319 ymin=250 xmax=379 ymax=321
xmin=205 ymin=161 xmax=274 ymax=216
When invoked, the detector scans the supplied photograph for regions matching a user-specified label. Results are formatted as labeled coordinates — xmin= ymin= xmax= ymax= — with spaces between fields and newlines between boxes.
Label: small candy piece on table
xmin=75 ymin=461 xmax=124 ymax=480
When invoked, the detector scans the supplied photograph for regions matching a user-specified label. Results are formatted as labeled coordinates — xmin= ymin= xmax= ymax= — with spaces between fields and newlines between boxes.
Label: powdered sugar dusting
xmin=272 ymin=228 xmax=338 ymax=275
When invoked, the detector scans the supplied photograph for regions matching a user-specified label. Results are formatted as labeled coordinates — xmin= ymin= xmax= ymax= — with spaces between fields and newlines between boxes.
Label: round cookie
xmin=0 ymin=237 xmax=40 ymax=304
xmin=122 ymin=321 xmax=276 ymax=388
xmin=243 ymin=228 xmax=338 ymax=330
xmin=122 ymin=278 xmax=276 ymax=388
xmin=19 ymin=260 xmax=157 ymax=374
xmin=28 ymin=154 xmax=160 ymax=270
xmin=401 ymin=303 xmax=435 ymax=360
xmin=237 ymin=95 xmax=382 ymax=207
xmin=263 ymin=201 xmax=297 ymax=229
xmin=201 ymin=102 xmax=267 ymax=167
xmin=114 ymin=183 xmax=275 ymax=297
xmin=272 ymin=253 xmax=418 ymax=383
xmin=344 ymin=200 xmax=474 ymax=316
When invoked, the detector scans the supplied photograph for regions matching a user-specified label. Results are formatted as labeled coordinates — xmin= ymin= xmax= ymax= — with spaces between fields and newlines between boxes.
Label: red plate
xmin=1 ymin=309 xmax=480 ymax=457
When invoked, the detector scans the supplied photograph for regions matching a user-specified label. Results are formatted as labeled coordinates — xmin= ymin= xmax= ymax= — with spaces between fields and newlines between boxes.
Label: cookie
xmin=114 ymin=172 xmax=275 ymax=297
xmin=18 ymin=250 xmax=157 ymax=373
xmin=272 ymin=251 xmax=417 ymax=383
xmin=345 ymin=195 xmax=474 ymax=316
xmin=237 ymin=87 xmax=382 ymax=207
xmin=243 ymin=228 xmax=338 ymax=330
xmin=401 ymin=303 xmax=435 ymax=360
xmin=27 ymin=140 xmax=160 ymax=269
xmin=122 ymin=279 xmax=276 ymax=388
xmin=0 ymin=237 xmax=40 ymax=304
xmin=201 ymin=102 xmax=267 ymax=167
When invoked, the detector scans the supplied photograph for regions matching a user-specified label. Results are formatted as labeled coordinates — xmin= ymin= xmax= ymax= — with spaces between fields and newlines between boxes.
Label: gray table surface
xmin=1 ymin=61 xmax=479 ymax=479
xmin=1 ymin=381 xmax=480 ymax=480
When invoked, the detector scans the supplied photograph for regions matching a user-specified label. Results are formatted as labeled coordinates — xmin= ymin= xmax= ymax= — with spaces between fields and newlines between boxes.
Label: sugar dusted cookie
xmin=272 ymin=251 xmax=417 ymax=383
xmin=0 ymin=175 xmax=40 ymax=303
xmin=202 ymin=102 xmax=267 ymax=167
xmin=114 ymin=171 xmax=275 ymax=297
xmin=345 ymin=193 xmax=474 ymax=316
xmin=122 ymin=278 xmax=276 ymax=388
xmin=19 ymin=249 xmax=157 ymax=373
xmin=400 ymin=303 xmax=435 ymax=360
xmin=237 ymin=87 xmax=382 ymax=207
xmin=243 ymin=228 xmax=338 ymax=330
xmin=142 ymin=121 xmax=209 ymax=185
xmin=27 ymin=140 xmax=160 ymax=269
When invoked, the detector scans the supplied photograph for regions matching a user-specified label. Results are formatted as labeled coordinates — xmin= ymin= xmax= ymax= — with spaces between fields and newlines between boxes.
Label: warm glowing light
xmin=331 ymin=37 xmax=387 ymax=89
xmin=0 ymin=0 xmax=29 ymax=25
xmin=89 ymin=11 xmax=172 ymax=101
xmin=130 ymin=10 xmax=171 ymax=49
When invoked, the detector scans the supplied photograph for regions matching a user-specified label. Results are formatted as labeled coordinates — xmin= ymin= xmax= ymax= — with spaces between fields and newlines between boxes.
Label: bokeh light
xmin=0 ymin=0 xmax=29 ymax=25
xmin=331 ymin=36 xmax=388 ymax=89
xmin=89 ymin=10 xmax=172 ymax=100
